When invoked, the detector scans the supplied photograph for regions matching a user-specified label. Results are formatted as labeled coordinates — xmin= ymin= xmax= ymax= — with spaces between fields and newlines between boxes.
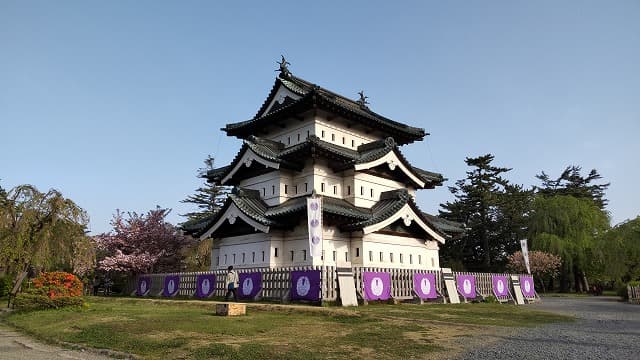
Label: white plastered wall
xmin=361 ymin=233 xmax=440 ymax=270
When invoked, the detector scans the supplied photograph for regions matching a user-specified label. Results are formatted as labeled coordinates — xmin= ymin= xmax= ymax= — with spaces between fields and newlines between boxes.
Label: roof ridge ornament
xmin=276 ymin=55 xmax=292 ymax=78
xmin=357 ymin=90 xmax=369 ymax=108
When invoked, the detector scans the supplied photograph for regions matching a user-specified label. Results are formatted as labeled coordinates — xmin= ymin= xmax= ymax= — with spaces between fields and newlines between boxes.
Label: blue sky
xmin=1 ymin=1 xmax=638 ymax=234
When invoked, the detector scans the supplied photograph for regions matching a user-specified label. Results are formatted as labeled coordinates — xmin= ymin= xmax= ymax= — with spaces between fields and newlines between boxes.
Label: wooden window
xmin=284 ymin=185 xmax=288 ymax=194
xmin=252 ymin=252 xmax=255 ymax=263
xmin=418 ymin=255 xmax=422 ymax=264
xmin=290 ymin=251 xmax=294 ymax=261
xmin=332 ymin=251 xmax=337 ymax=261
xmin=356 ymin=248 xmax=360 ymax=257
xmin=347 ymin=186 xmax=351 ymax=195
xmin=409 ymin=254 xmax=413 ymax=264
xmin=275 ymin=248 xmax=278 ymax=258
xmin=321 ymin=183 xmax=325 ymax=192
xmin=370 ymin=189 xmax=374 ymax=198
xmin=242 ymin=253 xmax=246 ymax=263
xmin=369 ymin=251 xmax=373 ymax=262
xmin=331 ymin=133 xmax=335 ymax=141
xmin=321 ymin=130 xmax=325 ymax=138
xmin=400 ymin=254 xmax=403 ymax=263
xmin=379 ymin=252 xmax=383 ymax=262
xmin=360 ymin=186 xmax=364 ymax=195
xmin=303 ymin=250 xmax=307 ymax=261
xmin=333 ymin=185 xmax=337 ymax=195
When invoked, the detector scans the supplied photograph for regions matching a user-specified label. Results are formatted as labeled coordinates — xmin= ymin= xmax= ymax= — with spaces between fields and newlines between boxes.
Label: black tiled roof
xmin=266 ymin=196 xmax=369 ymax=220
xmin=223 ymin=74 xmax=427 ymax=145
xmin=191 ymin=187 xmax=461 ymax=239
xmin=422 ymin=213 xmax=466 ymax=234
xmin=207 ymin=135 xmax=443 ymax=188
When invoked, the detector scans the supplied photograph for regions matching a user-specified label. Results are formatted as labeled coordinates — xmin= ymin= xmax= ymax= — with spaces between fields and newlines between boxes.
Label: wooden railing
xmin=628 ymin=285 xmax=640 ymax=304
xmin=128 ymin=266 xmax=528 ymax=303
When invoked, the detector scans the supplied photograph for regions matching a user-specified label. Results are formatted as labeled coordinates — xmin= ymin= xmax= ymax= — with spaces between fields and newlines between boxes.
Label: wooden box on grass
xmin=216 ymin=303 xmax=246 ymax=316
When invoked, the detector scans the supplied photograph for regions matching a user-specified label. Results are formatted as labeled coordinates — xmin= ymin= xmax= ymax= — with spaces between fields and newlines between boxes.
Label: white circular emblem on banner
xmin=371 ymin=277 xmax=384 ymax=296
xmin=463 ymin=279 xmax=472 ymax=294
xmin=421 ymin=278 xmax=431 ymax=295
xmin=140 ymin=280 xmax=147 ymax=294
xmin=296 ymin=276 xmax=310 ymax=296
xmin=497 ymin=280 xmax=504 ymax=294
xmin=202 ymin=279 xmax=210 ymax=294
xmin=524 ymin=280 xmax=531 ymax=293
xmin=243 ymin=278 xmax=254 ymax=295
xmin=168 ymin=280 xmax=175 ymax=294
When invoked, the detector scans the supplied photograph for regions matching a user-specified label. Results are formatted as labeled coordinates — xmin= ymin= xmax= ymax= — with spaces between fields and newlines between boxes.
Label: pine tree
xmin=181 ymin=155 xmax=229 ymax=223
xmin=440 ymin=154 xmax=530 ymax=271
xmin=535 ymin=166 xmax=609 ymax=209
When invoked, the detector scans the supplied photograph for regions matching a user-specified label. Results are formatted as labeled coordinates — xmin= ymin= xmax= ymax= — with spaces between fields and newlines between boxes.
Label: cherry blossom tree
xmin=95 ymin=208 xmax=191 ymax=274
xmin=507 ymin=250 xmax=562 ymax=292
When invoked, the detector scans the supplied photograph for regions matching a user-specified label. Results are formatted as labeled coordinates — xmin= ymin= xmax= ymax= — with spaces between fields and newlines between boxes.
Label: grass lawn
xmin=1 ymin=297 xmax=573 ymax=360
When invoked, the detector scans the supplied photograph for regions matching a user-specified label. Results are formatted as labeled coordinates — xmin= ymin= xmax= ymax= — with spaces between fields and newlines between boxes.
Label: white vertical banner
xmin=307 ymin=197 xmax=323 ymax=257
xmin=520 ymin=239 xmax=531 ymax=274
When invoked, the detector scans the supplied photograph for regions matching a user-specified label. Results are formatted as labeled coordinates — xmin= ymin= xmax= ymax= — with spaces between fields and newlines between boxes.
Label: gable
xmin=260 ymin=85 xmax=302 ymax=117
xmin=200 ymin=202 xmax=270 ymax=240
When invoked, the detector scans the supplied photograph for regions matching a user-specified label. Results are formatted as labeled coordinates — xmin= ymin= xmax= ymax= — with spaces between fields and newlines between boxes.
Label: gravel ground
xmin=458 ymin=296 xmax=640 ymax=360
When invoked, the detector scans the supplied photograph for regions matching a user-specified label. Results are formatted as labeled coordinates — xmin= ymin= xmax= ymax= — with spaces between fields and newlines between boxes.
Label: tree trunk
xmin=537 ymin=275 xmax=547 ymax=293
xmin=582 ymin=273 xmax=589 ymax=292
xmin=560 ymin=263 xmax=570 ymax=292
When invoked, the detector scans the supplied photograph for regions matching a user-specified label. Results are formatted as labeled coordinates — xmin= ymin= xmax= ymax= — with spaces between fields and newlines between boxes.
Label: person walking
xmin=225 ymin=266 xmax=239 ymax=302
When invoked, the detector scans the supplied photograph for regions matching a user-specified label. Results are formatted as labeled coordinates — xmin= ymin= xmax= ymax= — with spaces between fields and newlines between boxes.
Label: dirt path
xmin=0 ymin=324 xmax=115 ymax=360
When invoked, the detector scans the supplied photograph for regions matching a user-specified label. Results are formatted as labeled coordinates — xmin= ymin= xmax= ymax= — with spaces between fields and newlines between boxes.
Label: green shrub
xmin=616 ymin=285 xmax=629 ymax=300
xmin=13 ymin=293 xmax=84 ymax=311
xmin=0 ymin=275 xmax=12 ymax=297
xmin=483 ymin=295 xmax=498 ymax=303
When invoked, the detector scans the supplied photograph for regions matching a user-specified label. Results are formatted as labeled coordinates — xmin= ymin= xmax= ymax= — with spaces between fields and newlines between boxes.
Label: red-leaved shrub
xmin=31 ymin=271 xmax=83 ymax=299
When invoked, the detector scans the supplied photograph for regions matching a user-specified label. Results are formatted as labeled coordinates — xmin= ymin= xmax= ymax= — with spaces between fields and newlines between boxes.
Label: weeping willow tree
xmin=0 ymin=185 xmax=89 ymax=282
xmin=595 ymin=217 xmax=640 ymax=284
xmin=528 ymin=195 xmax=610 ymax=292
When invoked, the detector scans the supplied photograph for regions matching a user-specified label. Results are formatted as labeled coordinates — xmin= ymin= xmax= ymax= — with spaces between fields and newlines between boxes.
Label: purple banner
xmin=456 ymin=274 xmax=477 ymax=299
xmin=520 ymin=275 xmax=535 ymax=297
xmin=492 ymin=275 xmax=509 ymax=297
xmin=136 ymin=277 xmax=151 ymax=296
xmin=162 ymin=275 xmax=180 ymax=297
xmin=290 ymin=270 xmax=321 ymax=301
xmin=363 ymin=271 xmax=391 ymax=301
xmin=195 ymin=274 xmax=216 ymax=298
xmin=239 ymin=272 xmax=262 ymax=299
xmin=414 ymin=273 xmax=437 ymax=299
